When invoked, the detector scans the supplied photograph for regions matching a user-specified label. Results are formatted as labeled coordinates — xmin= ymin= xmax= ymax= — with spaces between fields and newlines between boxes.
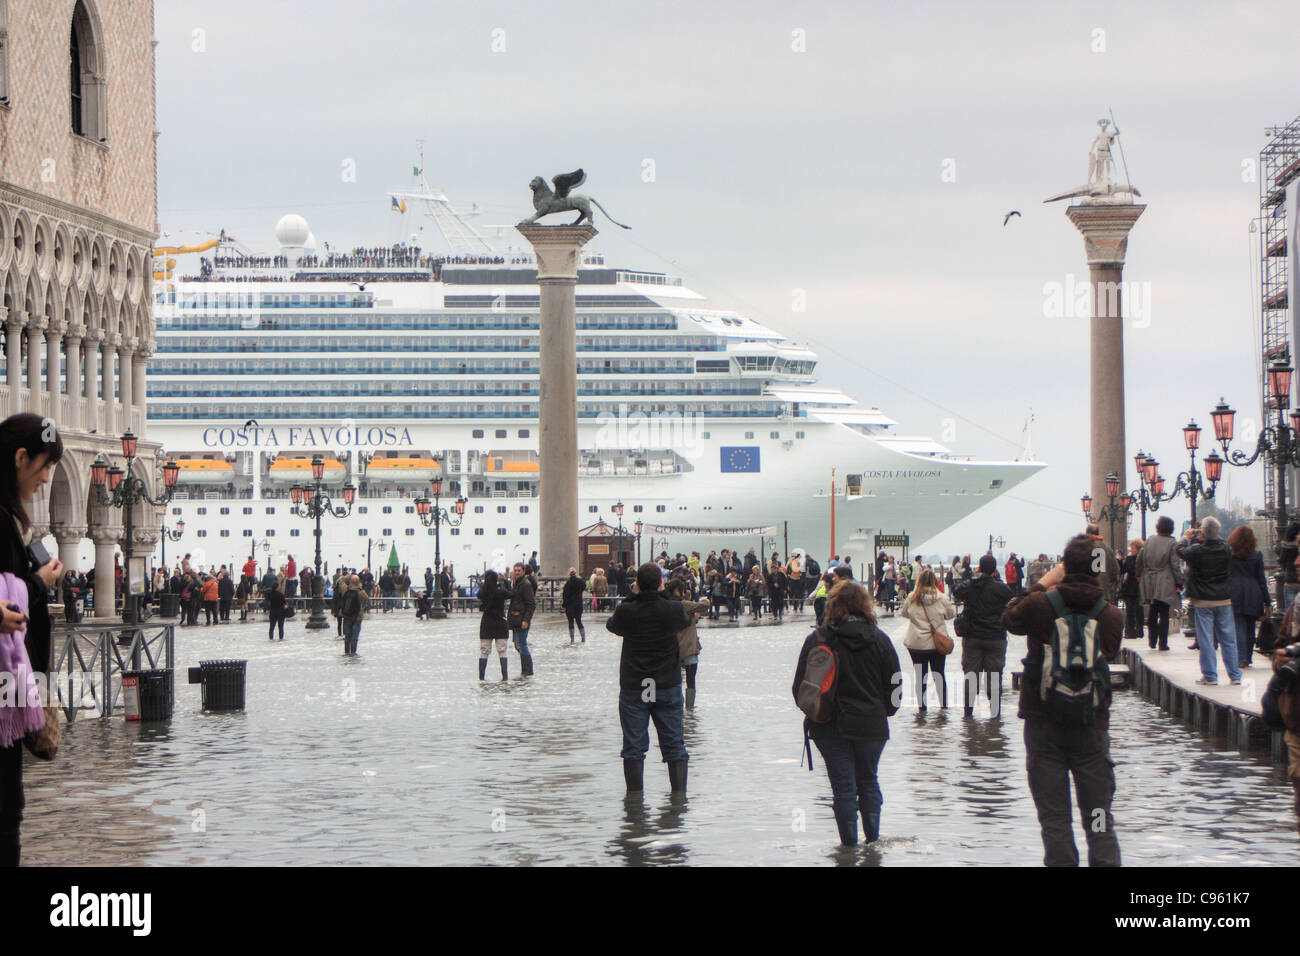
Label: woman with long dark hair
xmin=0 ymin=413 xmax=65 ymax=866
xmin=1281 ymin=521 xmax=1300 ymax=611
xmin=477 ymin=569 xmax=510 ymax=680
xmin=561 ymin=567 xmax=586 ymax=643
xmin=792 ymin=581 xmax=901 ymax=845
xmin=1228 ymin=525 xmax=1271 ymax=669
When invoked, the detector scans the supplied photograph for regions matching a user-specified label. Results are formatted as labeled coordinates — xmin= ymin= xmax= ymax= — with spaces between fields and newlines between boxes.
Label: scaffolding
xmin=1257 ymin=115 xmax=1300 ymax=540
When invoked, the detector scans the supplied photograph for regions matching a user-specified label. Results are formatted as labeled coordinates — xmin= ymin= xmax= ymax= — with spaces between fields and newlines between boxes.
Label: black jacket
xmin=1229 ymin=550 xmax=1271 ymax=619
xmin=1119 ymin=554 xmax=1141 ymax=600
xmin=792 ymin=616 xmax=901 ymax=740
xmin=0 ymin=507 xmax=51 ymax=673
xmin=478 ymin=583 xmax=509 ymax=640
xmin=507 ymin=575 xmax=536 ymax=628
xmin=218 ymin=576 xmax=235 ymax=601
xmin=265 ymin=587 xmax=287 ymax=618
xmin=953 ymin=573 xmax=1013 ymax=642
xmin=1175 ymin=538 xmax=1231 ymax=602
xmin=561 ymin=575 xmax=585 ymax=612
xmin=606 ymin=589 xmax=689 ymax=690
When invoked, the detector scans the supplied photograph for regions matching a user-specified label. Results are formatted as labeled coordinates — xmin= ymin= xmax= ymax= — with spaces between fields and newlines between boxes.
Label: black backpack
xmin=804 ymin=556 xmax=821 ymax=579
xmin=1034 ymin=590 xmax=1110 ymax=726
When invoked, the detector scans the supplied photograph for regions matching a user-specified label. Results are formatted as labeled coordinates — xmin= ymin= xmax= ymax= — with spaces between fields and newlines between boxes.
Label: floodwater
xmin=21 ymin=605 xmax=1300 ymax=866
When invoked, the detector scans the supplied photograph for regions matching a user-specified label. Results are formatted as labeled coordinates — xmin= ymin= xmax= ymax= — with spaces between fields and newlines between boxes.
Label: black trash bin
xmin=125 ymin=669 xmax=173 ymax=722
xmin=188 ymin=659 xmax=246 ymax=710
xmin=158 ymin=592 xmax=180 ymax=618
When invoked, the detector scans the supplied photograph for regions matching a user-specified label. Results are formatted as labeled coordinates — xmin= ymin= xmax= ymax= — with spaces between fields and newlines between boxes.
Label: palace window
xmin=70 ymin=1 xmax=107 ymax=142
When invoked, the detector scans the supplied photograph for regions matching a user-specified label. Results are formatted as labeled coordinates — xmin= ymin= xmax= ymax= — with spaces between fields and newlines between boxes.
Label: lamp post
xmin=1155 ymin=421 xmax=1222 ymax=529
xmin=89 ymin=431 xmax=180 ymax=624
xmin=1094 ymin=472 xmax=1133 ymax=554
xmin=159 ymin=519 xmax=184 ymax=570
xmin=634 ymin=519 xmax=643 ymax=565
xmin=1208 ymin=357 xmax=1299 ymax=635
xmin=613 ymin=501 xmax=626 ymax=569
xmin=1125 ymin=450 xmax=1162 ymax=539
xmin=290 ymin=455 xmax=356 ymax=630
xmin=987 ymin=534 xmax=1005 ymax=555
xmin=414 ymin=472 xmax=466 ymax=620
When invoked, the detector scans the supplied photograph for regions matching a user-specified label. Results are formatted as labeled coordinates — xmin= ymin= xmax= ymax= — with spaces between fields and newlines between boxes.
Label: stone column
xmin=56 ymin=531 xmax=82 ymax=574
xmin=91 ymin=529 xmax=118 ymax=620
xmin=64 ymin=329 xmax=83 ymax=430
xmin=46 ymin=328 xmax=62 ymax=422
xmin=4 ymin=310 xmax=22 ymax=415
xmin=1065 ymin=202 xmax=1146 ymax=555
xmin=83 ymin=336 xmax=99 ymax=433
xmin=515 ymin=223 xmax=597 ymax=578
xmin=132 ymin=347 xmax=149 ymax=428
xmin=26 ymin=319 xmax=45 ymax=414
xmin=118 ymin=342 xmax=134 ymax=433
xmin=101 ymin=335 xmax=116 ymax=435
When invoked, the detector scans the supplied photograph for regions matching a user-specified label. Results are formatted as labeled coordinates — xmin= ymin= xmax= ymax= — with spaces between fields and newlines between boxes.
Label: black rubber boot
xmin=520 ymin=654 xmax=534 ymax=677
xmin=499 ymin=658 xmax=509 ymax=681
xmin=834 ymin=808 xmax=859 ymax=846
xmin=623 ymin=758 xmax=644 ymax=793
xmin=478 ymin=658 xmax=487 ymax=681
xmin=685 ymin=687 xmax=696 ymax=709
xmin=668 ymin=760 xmax=688 ymax=795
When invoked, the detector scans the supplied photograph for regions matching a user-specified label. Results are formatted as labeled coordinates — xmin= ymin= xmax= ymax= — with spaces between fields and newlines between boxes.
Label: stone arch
xmin=53 ymin=221 xmax=72 ymax=286
xmin=22 ymin=272 xmax=39 ymax=316
xmin=71 ymin=229 xmax=89 ymax=290
xmin=43 ymin=278 xmax=59 ymax=330
xmin=70 ymin=0 xmax=108 ymax=142
xmin=47 ymin=453 xmax=85 ymax=538
xmin=12 ymin=208 xmax=31 ymax=275
xmin=33 ymin=217 xmax=52 ymax=282
xmin=0 ymin=203 xmax=12 ymax=273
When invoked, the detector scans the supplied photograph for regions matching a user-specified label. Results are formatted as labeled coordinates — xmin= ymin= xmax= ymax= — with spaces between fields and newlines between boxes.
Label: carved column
xmin=118 ymin=340 xmax=135 ymax=434
xmin=64 ymin=328 xmax=83 ymax=430
xmin=515 ymin=223 xmax=597 ymax=577
xmin=132 ymin=345 xmax=149 ymax=429
xmin=45 ymin=327 xmax=62 ymax=422
xmin=1065 ymin=202 xmax=1146 ymax=556
xmin=56 ymin=531 xmax=83 ymax=574
xmin=91 ymin=527 xmax=118 ymax=620
xmin=4 ymin=310 xmax=22 ymax=414
xmin=26 ymin=315 xmax=45 ymax=414
xmin=83 ymin=334 xmax=99 ymax=434
xmin=101 ymin=333 xmax=117 ymax=434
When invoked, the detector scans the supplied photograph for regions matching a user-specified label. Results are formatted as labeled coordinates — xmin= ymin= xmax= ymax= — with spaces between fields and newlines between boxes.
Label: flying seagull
xmin=243 ymin=419 xmax=259 ymax=431
xmin=1003 ymin=210 xmax=1022 ymax=226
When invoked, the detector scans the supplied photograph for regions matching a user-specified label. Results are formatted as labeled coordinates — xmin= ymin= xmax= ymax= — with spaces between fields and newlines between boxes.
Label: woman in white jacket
xmin=902 ymin=568 xmax=956 ymax=711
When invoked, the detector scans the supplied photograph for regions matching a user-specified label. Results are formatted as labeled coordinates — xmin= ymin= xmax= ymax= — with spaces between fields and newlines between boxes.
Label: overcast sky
xmin=153 ymin=0 xmax=1300 ymax=558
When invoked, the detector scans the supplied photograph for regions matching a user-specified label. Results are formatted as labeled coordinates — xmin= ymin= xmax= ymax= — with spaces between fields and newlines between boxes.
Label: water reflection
xmin=18 ymin=613 xmax=1300 ymax=865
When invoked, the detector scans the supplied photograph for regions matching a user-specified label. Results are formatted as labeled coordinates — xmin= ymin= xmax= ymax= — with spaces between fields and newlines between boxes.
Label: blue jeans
xmin=618 ymin=684 xmax=687 ymax=762
xmin=1192 ymin=604 xmax=1240 ymax=682
xmin=343 ymin=618 xmax=361 ymax=653
xmin=812 ymin=735 xmax=886 ymax=842
xmin=512 ymin=627 xmax=531 ymax=660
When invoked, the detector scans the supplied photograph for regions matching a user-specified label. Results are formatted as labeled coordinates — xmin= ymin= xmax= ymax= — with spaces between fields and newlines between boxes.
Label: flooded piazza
xmin=21 ymin=609 xmax=1299 ymax=867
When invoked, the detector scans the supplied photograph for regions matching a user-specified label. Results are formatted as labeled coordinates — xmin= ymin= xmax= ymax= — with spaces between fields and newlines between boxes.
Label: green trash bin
xmin=158 ymin=592 xmax=180 ymax=618
xmin=124 ymin=669 xmax=173 ymax=722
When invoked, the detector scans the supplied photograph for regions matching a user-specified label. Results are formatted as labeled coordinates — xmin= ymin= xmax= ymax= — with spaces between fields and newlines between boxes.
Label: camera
xmin=1277 ymin=642 xmax=1300 ymax=688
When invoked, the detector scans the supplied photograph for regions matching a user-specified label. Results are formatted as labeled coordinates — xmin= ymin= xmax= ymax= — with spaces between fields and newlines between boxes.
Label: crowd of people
xmin=2 ymin=407 xmax=1298 ymax=866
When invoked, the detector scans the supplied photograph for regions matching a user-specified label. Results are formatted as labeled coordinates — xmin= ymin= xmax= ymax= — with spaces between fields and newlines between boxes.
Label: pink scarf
xmin=0 ymin=571 xmax=45 ymax=748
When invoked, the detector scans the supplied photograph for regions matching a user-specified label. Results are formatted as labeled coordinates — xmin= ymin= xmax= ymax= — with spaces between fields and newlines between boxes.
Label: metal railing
xmin=48 ymin=621 xmax=175 ymax=721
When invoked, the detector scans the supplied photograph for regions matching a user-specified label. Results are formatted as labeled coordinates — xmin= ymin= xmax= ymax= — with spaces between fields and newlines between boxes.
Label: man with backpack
xmin=953 ymin=554 xmax=1014 ymax=717
xmin=1002 ymin=534 xmax=1123 ymax=866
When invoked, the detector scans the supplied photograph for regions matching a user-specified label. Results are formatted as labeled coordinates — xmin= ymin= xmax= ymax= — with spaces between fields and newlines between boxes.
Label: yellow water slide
xmin=152 ymin=237 xmax=222 ymax=279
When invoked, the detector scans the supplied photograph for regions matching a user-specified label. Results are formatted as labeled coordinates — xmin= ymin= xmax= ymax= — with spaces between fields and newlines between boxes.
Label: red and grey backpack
xmin=795 ymin=627 xmax=838 ymax=769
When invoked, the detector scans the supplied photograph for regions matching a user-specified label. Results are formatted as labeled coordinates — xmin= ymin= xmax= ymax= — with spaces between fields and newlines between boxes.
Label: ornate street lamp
xmin=1210 ymin=361 xmax=1300 ymax=634
xmin=613 ymin=501 xmax=626 ymax=570
xmin=89 ymin=431 xmax=180 ymax=624
xmin=1096 ymin=471 xmax=1130 ymax=553
xmin=159 ymin=518 xmax=184 ymax=569
xmin=414 ymin=469 xmax=466 ymax=620
xmin=290 ymin=455 xmax=355 ymax=629
xmin=634 ymin=519 xmax=644 ymax=565
xmin=1147 ymin=419 xmax=1219 ymax=528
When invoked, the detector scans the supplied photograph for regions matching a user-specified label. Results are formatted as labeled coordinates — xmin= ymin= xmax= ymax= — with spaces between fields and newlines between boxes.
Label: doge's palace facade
xmin=0 ymin=0 xmax=161 ymax=616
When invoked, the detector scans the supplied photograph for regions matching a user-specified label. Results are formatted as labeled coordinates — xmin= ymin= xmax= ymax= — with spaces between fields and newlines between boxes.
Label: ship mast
xmin=390 ymin=139 xmax=496 ymax=257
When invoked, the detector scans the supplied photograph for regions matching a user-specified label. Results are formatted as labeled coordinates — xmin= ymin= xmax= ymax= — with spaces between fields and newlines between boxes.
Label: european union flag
xmin=720 ymin=446 xmax=760 ymax=473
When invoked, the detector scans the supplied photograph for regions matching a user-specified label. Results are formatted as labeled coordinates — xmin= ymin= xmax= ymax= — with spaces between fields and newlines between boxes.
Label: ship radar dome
xmin=274 ymin=214 xmax=311 ymax=247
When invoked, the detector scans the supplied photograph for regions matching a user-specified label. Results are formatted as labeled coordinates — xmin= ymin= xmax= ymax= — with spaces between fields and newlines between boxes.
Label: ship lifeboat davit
xmin=364 ymin=451 xmax=443 ymax=484
xmin=171 ymin=453 xmax=236 ymax=485
xmin=267 ymin=453 xmax=346 ymax=484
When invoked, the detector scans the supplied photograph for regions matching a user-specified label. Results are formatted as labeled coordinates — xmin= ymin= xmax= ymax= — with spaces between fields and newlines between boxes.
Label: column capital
xmin=4 ymin=310 xmax=24 ymax=332
xmin=101 ymin=331 xmax=120 ymax=349
xmin=1064 ymin=203 xmax=1146 ymax=266
xmin=25 ymin=313 xmax=47 ymax=334
xmin=133 ymin=342 xmax=154 ymax=360
xmin=65 ymin=325 xmax=86 ymax=344
xmin=514 ymin=224 xmax=599 ymax=279
xmin=88 ymin=524 xmax=122 ymax=545
xmin=120 ymin=336 xmax=139 ymax=354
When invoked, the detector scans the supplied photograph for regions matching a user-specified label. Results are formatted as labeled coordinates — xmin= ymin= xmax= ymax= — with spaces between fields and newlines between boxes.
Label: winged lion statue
xmin=522 ymin=169 xmax=631 ymax=229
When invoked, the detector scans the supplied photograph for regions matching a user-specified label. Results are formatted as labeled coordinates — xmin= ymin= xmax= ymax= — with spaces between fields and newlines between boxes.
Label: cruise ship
xmin=147 ymin=182 xmax=1043 ymax=577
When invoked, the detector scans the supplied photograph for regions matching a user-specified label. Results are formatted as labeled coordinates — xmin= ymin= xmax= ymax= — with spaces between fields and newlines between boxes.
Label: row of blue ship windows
xmin=156 ymin=313 xmax=680 ymax=330
xmin=183 ymin=526 xmax=533 ymax=539
xmin=146 ymin=403 xmax=799 ymax=419
xmin=148 ymin=360 xmax=699 ymax=374
xmin=153 ymin=340 xmax=727 ymax=354
xmin=146 ymin=381 xmax=767 ymax=397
